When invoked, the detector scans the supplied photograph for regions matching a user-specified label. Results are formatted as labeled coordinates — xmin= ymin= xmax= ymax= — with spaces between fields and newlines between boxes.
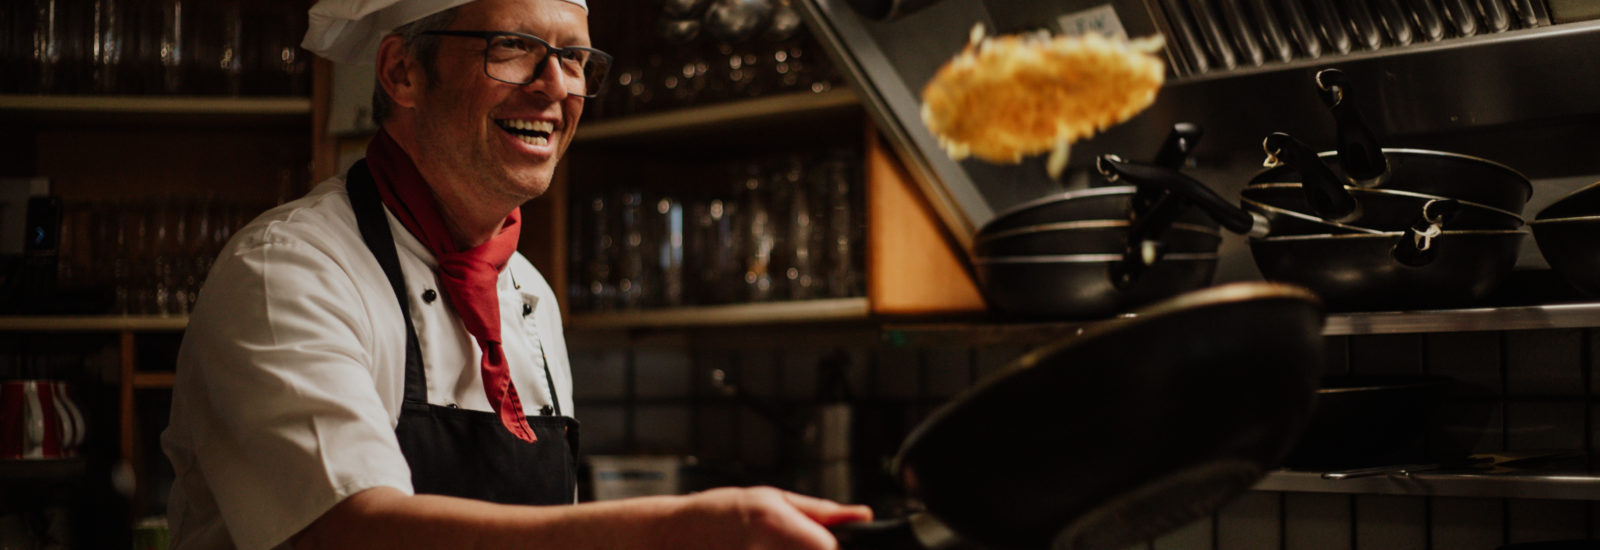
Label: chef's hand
xmin=671 ymin=486 xmax=873 ymax=550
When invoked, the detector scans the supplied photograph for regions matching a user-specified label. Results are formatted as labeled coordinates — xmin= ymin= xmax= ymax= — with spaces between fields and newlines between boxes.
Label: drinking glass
xmin=653 ymin=194 xmax=686 ymax=307
xmin=738 ymin=162 xmax=777 ymax=302
xmin=616 ymin=189 xmax=651 ymax=309
xmin=29 ymin=0 xmax=67 ymax=93
xmin=779 ymin=155 xmax=821 ymax=300
xmin=820 ymin=153 xmax=863 ymax=298
xmin=88 ymin=0 xmax=124 ymax=93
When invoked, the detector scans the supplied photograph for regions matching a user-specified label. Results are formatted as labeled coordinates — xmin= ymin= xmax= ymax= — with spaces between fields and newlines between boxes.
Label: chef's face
xmin=411 ymin=0 xmax=589 ymax=203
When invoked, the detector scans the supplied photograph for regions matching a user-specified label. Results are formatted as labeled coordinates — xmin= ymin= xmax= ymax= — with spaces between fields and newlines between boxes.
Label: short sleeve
xmin=172 ymin=227 xmax=414 ymax=550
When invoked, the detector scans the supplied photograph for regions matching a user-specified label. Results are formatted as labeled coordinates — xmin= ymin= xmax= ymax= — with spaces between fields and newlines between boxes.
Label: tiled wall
xmin=567 ymin=325 xmax=1599 ymax=548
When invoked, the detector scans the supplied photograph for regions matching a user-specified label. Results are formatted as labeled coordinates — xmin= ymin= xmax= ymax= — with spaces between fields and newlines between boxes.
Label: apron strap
xmin=346 ymin=160 xmax=429 ymax=406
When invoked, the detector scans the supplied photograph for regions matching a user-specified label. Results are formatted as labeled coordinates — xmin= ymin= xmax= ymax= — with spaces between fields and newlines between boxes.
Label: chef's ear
xmin=376 ymin=34 xmax=423 ymax=110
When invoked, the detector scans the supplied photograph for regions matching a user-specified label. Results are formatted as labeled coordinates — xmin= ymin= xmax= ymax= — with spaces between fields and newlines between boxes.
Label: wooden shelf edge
xmin=574 ymin=88 xmax=859 ymax=142
xmin=0 ymin=315 xmax=189 ymax=332
xmin=567 ymin=297 xmax=870 ymax=329
xmin=0 ymin=95 xmax=313 ymax=115
xmin=133 ymin=372 xmax=177 ymax=389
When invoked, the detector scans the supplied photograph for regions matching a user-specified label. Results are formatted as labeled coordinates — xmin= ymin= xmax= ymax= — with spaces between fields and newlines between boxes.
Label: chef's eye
xmin=489 ymin=36 xmax=537 ymax=55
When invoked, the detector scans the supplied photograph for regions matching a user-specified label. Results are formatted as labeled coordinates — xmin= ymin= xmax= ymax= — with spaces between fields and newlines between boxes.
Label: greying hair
xmin=371 ymin=8 xmax=461 ymax=124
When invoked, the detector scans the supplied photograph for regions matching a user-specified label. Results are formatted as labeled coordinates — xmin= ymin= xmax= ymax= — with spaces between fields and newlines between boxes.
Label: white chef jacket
xmin=160 ymin=176 xmax=574 ymax=550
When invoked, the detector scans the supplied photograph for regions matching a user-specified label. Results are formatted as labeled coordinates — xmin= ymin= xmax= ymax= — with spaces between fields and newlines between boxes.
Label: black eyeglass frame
xmin=420 ymin=30 xmax=613 ymax=98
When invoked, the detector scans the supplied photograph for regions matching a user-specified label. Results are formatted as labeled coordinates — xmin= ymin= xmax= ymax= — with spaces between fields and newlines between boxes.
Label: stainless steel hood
xmin=796 ymin=0 xmax=1600 ymax=276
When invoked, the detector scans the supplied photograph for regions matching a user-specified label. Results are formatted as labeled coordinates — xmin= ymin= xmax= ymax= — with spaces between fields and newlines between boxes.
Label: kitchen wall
xmin=568 ymin=325 xmax=1600 ymax=549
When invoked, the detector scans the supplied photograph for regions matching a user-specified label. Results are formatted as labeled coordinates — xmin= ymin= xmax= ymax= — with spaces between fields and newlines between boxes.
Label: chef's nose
xmin=524 ymin=56 xmax=573 ymax=100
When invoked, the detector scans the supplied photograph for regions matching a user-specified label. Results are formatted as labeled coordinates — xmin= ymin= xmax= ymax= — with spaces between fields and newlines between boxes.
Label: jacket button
xmin=523 ymin=303 xmax=533 ymax=317
xmin=422 ymin=289 xmax=438 ymax=303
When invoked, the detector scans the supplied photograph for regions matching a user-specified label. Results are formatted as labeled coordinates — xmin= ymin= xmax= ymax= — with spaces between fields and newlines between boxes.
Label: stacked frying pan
xmin=1531 ymin=181 xmax=1600 ymax=297
xmin=1099 ymin=68 xmax=1533 ymax=311
xmin=972 ymin=124 xmax=1229 ymax=319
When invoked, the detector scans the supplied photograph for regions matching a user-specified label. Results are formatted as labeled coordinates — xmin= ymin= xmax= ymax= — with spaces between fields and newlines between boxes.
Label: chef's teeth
xmin=516 ymin=134 xmax=549 ymax=146
xmin=503 ymin=119 xmax=554 ymax=133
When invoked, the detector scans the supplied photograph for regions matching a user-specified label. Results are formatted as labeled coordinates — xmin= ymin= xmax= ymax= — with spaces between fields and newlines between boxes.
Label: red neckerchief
xmin=366 ymin=129 xmax=536 ymax=443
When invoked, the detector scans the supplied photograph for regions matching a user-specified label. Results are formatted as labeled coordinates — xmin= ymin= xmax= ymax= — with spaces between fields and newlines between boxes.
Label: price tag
xmin=1056 ymin=4 xmax=1129 ymax=40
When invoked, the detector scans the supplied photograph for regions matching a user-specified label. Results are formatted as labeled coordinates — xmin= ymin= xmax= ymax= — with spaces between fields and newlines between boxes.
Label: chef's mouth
xmin=494 ymin=119 xmax=554 ymax=147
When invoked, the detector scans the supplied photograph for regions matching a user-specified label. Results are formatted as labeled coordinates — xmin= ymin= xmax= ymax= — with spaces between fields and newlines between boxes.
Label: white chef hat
xmin=302 ymin=0 xmax=590 ymax=65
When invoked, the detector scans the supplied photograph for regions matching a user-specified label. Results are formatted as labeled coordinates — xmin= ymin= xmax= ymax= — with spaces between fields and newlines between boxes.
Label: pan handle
xmin=1097 ymin=156 xmax=1258 ymax=235
xmin=830 ymin=518 xmax=924 ymax=550
xmin=1263 ymin=132 xmax=1360 ymax=222
xmin=1390 ymin=199 xmax=1460 ymax=267
xmin=1315 ymin=68 xmax=1390 ymax=187
xmin=1121 ymin=124 xmax=1207 ymax=289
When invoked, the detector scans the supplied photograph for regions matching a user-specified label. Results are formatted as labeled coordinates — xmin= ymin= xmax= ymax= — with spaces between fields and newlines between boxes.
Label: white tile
xmin=1284 ymin=493 xmax=1351 ymax=550
xmin=633 ymin=404 xmax=692 ymax=453
xmin=1355 ymin=495 xmax=1426 ymax=550
xmin=1431 ymin=497 xmax=1504 ymax=550
xmin=634 ymin=348 xmax=692 ymax=399
xmin=1425 ymin=332 xmax=1502 ymax=397
xmin=1217 ymin=492 xmax=1281 ymax=550
xmin=922 ymin=346 xmax=972 ymax=399
xmin=1507 ymin=499 xmax=1588 ymax=544
xmin=1349 ymin=334 xmax=1425 ymax=375
xmin=571 ymin=348 xmax=628 ymax=400
xmin=1505 ymin=402 xmax=1586 ymax=451
xmin=1506 ymin=330 xmax=1585 ymax=397
xmin=1152 ymin=516 xmax=1211 ymax=550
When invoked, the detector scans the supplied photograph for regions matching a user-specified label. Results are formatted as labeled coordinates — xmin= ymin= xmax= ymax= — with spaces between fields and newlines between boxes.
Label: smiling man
xmin=159 ymin=1 xmax=870 ymax=549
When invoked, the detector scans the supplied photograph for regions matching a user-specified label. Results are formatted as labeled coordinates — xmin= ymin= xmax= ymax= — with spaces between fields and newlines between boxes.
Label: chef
xmin=159 ymin=0 xmax=872 ymax=548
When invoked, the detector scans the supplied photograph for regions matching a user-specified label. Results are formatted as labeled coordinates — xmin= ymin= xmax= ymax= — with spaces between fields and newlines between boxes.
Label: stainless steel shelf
xmin=0 ymin=315 xmax=189 ymax=332
xmin=568 ymin=297 xmax=870 ymax=329
xmin=574 ymin=87 xmax=859 ymax=143
xmin=1323 ymin=302 xmax=1600 ymax=335
xmin=1256 ymin=469 xmax=1600 ymax=501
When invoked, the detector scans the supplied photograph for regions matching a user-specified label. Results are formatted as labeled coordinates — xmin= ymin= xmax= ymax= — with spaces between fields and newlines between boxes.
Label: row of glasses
xmin=586 ymin=1 xmax=843 ymax=120
xmin=569 ymin=149 xmax=865 ymax=312
xmin=57 ymin=196 xmax=264 ymax=316
xmin=3 ymin=0 xmax=309 ymax=96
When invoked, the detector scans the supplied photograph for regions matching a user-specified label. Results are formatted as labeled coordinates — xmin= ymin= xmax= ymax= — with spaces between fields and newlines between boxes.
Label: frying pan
xmin=1529 ymin=216 xmax=1600 ymax=297
xmin=1249 ymin=229 xmax=1525 ymax=310
xmin=1536 ymin=180 xmax=1600 ymax=220
xmin=1241 ymin=182 xmax=1525 ymax=231
xmin=974 ymin=253 xmax=1218 ymax=319
xmin=832 ymin=283 xmax=1327 ymax=550
xmin=1256 ymin=69 xmax=1531 ymax=219
xmin=972 ymin=221 xmax=1221 ymax=257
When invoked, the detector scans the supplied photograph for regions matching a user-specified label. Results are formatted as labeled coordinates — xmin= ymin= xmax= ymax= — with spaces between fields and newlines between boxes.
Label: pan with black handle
xmin=832 ymin=282 xmax=1327 ymax=550
xmin=1288 ymin=68 xmax=1532 ymax=215
xmin=1096 ymin=157 xmax=1527 ymax=309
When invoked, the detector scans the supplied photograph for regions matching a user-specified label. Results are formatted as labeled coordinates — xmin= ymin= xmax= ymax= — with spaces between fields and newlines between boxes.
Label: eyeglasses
xmin=422 ymin=30 xmax=613 ymax=98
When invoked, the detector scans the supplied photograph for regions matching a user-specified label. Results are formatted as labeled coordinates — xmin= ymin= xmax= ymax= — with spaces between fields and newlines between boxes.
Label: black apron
xmin=346 ymin=160 xmax=580 ymax=505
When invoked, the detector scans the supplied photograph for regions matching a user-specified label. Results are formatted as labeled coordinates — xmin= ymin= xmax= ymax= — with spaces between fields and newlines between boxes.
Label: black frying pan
xmin=833 ymin=283 xmax=1326 ymax=549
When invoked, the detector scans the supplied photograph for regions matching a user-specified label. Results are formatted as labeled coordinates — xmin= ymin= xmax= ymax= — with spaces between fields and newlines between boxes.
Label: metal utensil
xmin=1309 ymin=0 xmax=1356 ymax=53
xmin=1248 ymin=0 xmax=1295 ymax=62
xmin=1478 ymin=0 xmax=1513 ymax=32
xmin=1372 ymin=0 xmax=1417 ymax=45
xmin=1189 ymin=0 xmax=1240 ymax=70
xmin=1341 ymin=0 xmax=1387 ymax=49
xmin=1402 ymin=0 xmax=1448 ymax=41
xmin=1161 ymin=0 xmax=1214 ymax=73
xmin=1279 ymin=0 xmax=1325 ymax=57
xmin=1218 ymin=0 xmax=1267 ymax=66
xmin=1440 ymin=0 xmax=1481 ymax=35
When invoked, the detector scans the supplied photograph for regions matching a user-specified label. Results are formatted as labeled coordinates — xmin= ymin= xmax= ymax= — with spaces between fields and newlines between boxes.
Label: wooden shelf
xmin=568 ymin=297 xmax=870 ymax=329
xmin=574 ymin=87 xmax=859 ymax=144
xmin=0 ymin=458 xmax=88 ymax=482
xmin=133 ymin=372 xmax=177 ymax=389
xmin=0 ymin=315 xmax=188 ymax=332
xmin=0 ymin=95 xmax=312 ymax=115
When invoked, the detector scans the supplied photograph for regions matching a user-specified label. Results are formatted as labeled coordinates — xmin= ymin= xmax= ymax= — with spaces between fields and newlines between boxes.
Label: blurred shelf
xmin=133 ymin=372 xmax=177 ymax=389
xmin=568 ymin=297 xmax=870 ymax=329
xmin=0 ymin=458 xmax=87 ymax=482
xmin=575 ymin=87 xmax=859 ymax=144
xmin=0 ymin=315 xmax=188 ymax=332
xmin=0 ymin=95 xmax=312 ymax=115
xmin=1256 ymin=469 xmax=1600 ymax=501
